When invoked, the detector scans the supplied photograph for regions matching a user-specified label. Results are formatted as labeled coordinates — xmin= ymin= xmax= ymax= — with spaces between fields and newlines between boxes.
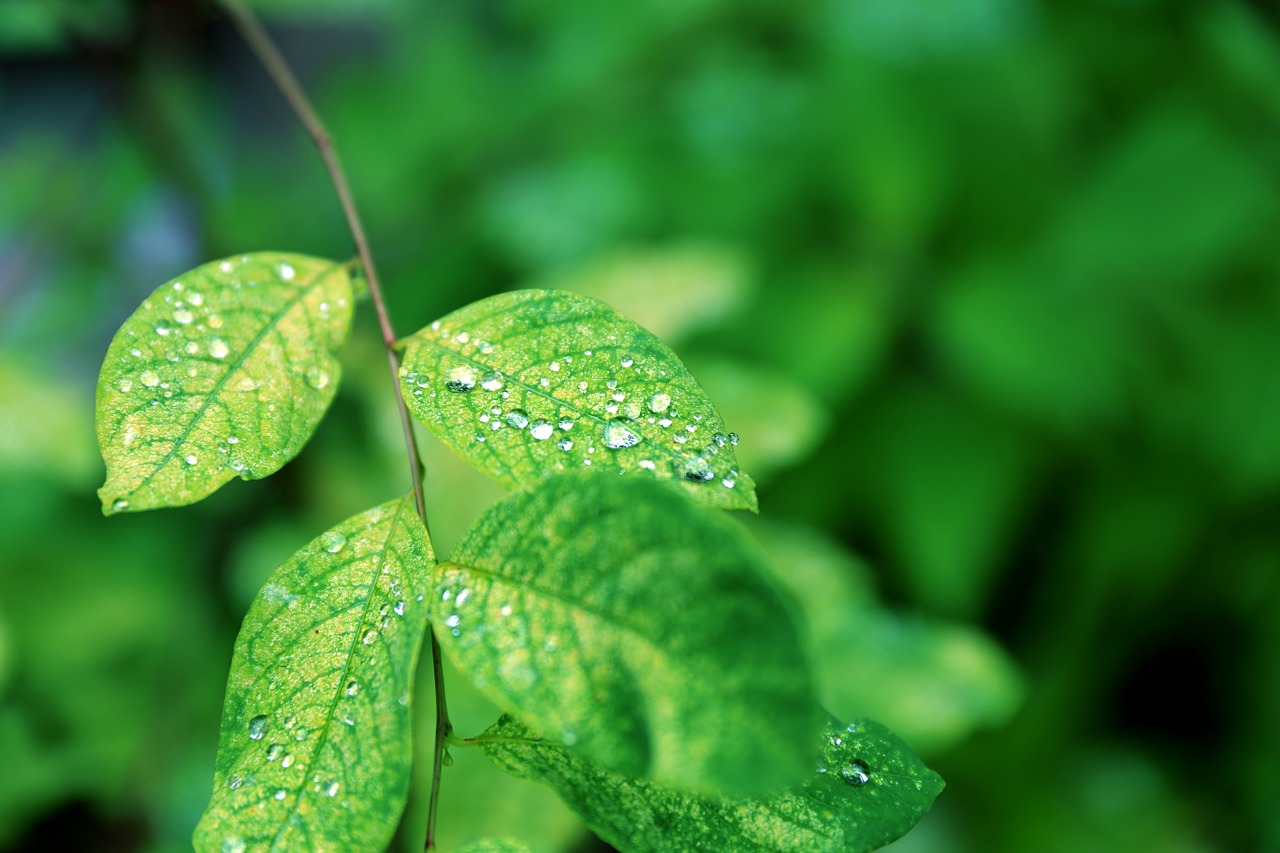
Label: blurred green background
xmin=2 ymin=0 xmax=1279 ymax=850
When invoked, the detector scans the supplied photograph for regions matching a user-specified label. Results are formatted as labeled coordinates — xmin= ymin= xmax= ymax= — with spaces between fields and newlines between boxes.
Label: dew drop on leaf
xmin=320 ymin=531 xmax=349 ymax=553
xmin=506 ymin=410 xmax=530 ymax=429
xmin=602 ymin=420 xmax=641 ymax=449
xmin=266 ymin=743 xmax=282 ymax=761
xmin=248 ymin=715 xmax=268 ymax=740
xmin=274 ymin=789 xmax=288 ymax=801
xmin=306 ymin=367 xmax=331 ymax=390
xmin=140 ymin=370 xmax=160 ymax=388
xmin=209 ymin=338 xmax=230 ymax=359
xmin=346 ymin=681 xmax=359 ymax=696
xmin=111 ymin=498 xmax=129 ymax=512
xmin=530 ymin=421 xmax=554 ymax=440
xmin=481 ymin=373 xmax=504 ymax=391
xmin=841 ymin=760 xmax=871 ymax=786
xmin=557 ymin=438 xmax=574 ymax=451
xmin=445 ymin=366 xmax=476 ymax=392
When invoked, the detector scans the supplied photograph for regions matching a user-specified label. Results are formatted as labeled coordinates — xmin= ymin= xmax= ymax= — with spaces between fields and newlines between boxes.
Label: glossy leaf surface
xmin=96 ymin=253 xmax=354 ymax=514
xmin=437 ymin=472 xmax=815 ymax=796
xmin=482 ymin=714 xmax=944 ymax=853
xmin=399 ymin=289 xmax=757 ymax=511
xmin=194 ymin=495 xmax=433 ymax=853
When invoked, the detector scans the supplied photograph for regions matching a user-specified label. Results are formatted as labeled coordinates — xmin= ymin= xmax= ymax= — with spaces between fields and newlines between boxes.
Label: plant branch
xmin=217 ymin=2 xmax=450 ymax=847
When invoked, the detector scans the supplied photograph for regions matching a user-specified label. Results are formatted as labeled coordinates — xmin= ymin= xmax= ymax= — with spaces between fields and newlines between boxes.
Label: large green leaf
xmin=481 ymin=714 xmax=944 ymax=853
xmin=194 ymin=494 xmax=434 ymax=853
xmin=436 ymin=472 xmax=816 ymax=796
xmin=398 ymin=289 xmax=757 ymax=512
xmin=96 ymin=253 xmax=354 ymax=514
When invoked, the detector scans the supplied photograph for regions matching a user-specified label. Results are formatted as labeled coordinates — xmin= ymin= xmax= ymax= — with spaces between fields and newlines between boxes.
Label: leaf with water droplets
xmin=481 ymin=714 xmax=943 ymax=853
xmin=398 ymin=289 xmax=757 ymax=511
xmin=193 ymin=494 xmax=434 ymax=853
xmin=437 ymin=472 xmax=816 ymax=796
xmin=96 ymin=253 xmax=354 ymax=515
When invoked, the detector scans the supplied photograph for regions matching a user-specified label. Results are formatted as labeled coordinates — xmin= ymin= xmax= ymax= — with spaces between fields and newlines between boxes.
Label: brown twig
xmin=217 ymin=2 xmax=450 ymax=847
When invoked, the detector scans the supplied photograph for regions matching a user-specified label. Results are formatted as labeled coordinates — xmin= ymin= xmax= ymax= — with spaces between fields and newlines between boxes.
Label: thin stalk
xmin=217 ymin=2 xmax=451 ymax=847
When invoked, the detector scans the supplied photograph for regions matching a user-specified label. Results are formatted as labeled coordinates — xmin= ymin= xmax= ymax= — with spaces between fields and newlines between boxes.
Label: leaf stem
xmin=217 ymin=2 xmax=451 ymax=847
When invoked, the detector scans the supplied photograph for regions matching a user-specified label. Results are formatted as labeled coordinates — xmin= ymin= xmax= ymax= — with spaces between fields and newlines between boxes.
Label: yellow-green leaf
xmin=96 ymin=253 xmax=354 ymax=514
xmin=193 ymin=494 xmax=434 ymax=853
xmin=398 ymin=289 xmax=757 ymax=512
xmin=437 ymin=472 xmax=816 ymax=796
xmin=482 ymin=714 xmax=944 ymax=853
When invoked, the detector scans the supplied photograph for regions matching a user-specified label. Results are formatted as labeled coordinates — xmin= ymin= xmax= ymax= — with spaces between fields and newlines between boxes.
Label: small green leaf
xmin=481 ymin=714 xmax=944 ymax=853
xmin=193 ymin=494 xmax=434 ymax=853
xmin=399 ymin=289 xmax=757 ymax=512
xmin=437 ymin=472 xmax=816 ymax=796
xmin=96 ymin=253 xmax=354 ymax=514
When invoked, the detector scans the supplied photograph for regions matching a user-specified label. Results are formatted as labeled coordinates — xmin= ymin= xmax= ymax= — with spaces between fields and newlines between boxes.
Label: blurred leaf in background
xmin=3 ymin=0 xmax=1280 ymax=850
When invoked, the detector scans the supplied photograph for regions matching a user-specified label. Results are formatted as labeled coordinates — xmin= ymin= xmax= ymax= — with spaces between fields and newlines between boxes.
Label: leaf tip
xmin=99 ymin=487 xmax=129 ymax=516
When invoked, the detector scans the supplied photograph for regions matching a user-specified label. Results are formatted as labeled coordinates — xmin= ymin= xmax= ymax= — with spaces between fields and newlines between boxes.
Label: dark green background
xmin=1 ymin=0 xmax=1278 ymax=850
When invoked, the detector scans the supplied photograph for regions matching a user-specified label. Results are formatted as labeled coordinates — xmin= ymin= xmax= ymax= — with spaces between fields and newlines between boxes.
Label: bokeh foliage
xmin=2 ymin=0 xmax=1278 ymax=850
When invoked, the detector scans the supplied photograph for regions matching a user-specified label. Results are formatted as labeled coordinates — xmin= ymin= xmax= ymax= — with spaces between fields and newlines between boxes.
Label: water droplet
xmin=361 ymin=628 xmax=378 ymax=644
xmin=184 ymin=341 xmax=200 ymax=355
xmin=248 ymin=715 xmax=268 ymax=740
xmin=728 ymin=432 xmax=740 ymax=446
xmin=638 ymin=459 xmax=656 ymax=470
xmin=445 ymin=366 xmax=476 ymax=392
xmin=324 ymin=781 xmax=340 ymax=797
xmin=445 ymin=614 xmax=461 ymax=628
xmin=530 ymin=421 xmax=554 ymax=440
xmin=456 ymin=332 xmax=470 ymax=343
xmin=189 ymin=293 xmax=204 ymax=306
xmin=174 ymin=307 xmax=194 ymax=325
xmin=111 ymin=498 xmax=129 ymax=512
xmin=274 ymin=789 xmax=288 ymax=801
xmin=505 ymin=410 xmax=529 ymax=429
xmin=155 ymin=321 xmax=172 ymax=336
xmin=277 ymin=261 xmax=296 ymax=281
xmin=683 ymin=458 xmax=715 ymax=482
xmin=227 ymin=436 xmax=239 ymax=445
xmin=841 ymin=760 xmax=871 ymax=786
xmin=185 ymin=454 xmax=198 ymax=466
xmin=222 ymin=837 xmax=246 ymax=853
xmin=306 ymin=367 xmax=330 ymax=389
xmin=129 ymin=347 xmax=142 ymax=357
xmin=393 ymin=600 xmax=405 ymax=616
xmin=228 ymin=774 xmax=244 ymax=790
xmin=320 ymin=531 xmax=347 ymax=553
xmin=266 ymin=743 xmax=282 ymax=761
xmin=140 ymin=370 xmax=160 ymax=388
xmin=481 ymin=373 xmax=504 ymax=391
xmin=620 ymin=356 xmax=634 ymax=368
xmin=281 ymin=753 xmax=294 ymax=769
xmin=549 ymin=361 xmax=561 ymax=372
xmin=557 ymin=438 xmax=574 ymax=451
xmin=558 ymin=417 xmax=574 ymax=430
xmin=603 ymin=420 xmax=641 ymax=449
xmin=237 ymin=376 xmax=257 ymax=391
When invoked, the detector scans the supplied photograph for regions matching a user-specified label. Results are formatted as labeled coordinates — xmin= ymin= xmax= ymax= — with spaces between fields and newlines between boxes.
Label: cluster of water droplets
xmin=406 ymin=334 xmax=745 ymax=491
xmin=108 ymin=257 xmax=346 ymax=491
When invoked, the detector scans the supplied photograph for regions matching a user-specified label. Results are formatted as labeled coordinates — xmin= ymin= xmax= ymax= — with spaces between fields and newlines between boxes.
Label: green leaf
xmin=398 ymin=289 xmax=757 ymax=512
xmin=193 ymin=494 xmax=434 ymax=853
xmin=437 ymin=472 xmax=816 ymax=796
xmin=96 ymin=252 xmax=355 ymax=514
xmin=481 ymin=714 xmax=944 ymax=853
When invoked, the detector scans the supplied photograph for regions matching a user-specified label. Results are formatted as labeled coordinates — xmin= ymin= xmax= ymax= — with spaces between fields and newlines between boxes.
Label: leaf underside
xmin=398 ymin=288 xmax=758 ymax=512
xmin=438 ymin=472 xmax=816 ymax=797
xmin=96 ymin=252 xmax=354 ymax=514
xmin=482 ymin=714 xmax=944 ymax=853
xmin=193 ymin=494 xmax=434 ymax=853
